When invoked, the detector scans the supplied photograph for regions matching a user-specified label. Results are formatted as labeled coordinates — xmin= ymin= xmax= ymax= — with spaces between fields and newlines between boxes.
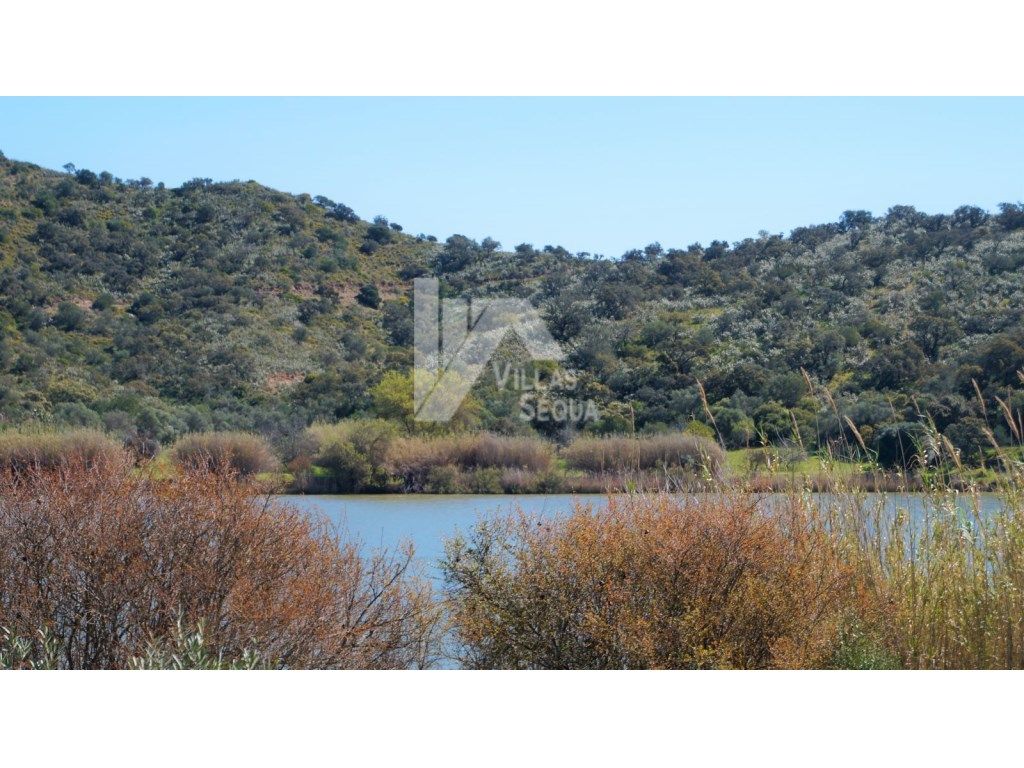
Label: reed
xmin=170 ymin=431 xmax=278 ymax=476
xmin=0 ymin=428 xmax=121 ymax=471
xmin=386 ymin=433 xmax=554 ymax=491
xmin=562 ymin=432 xmax=724 ymax=477
xmin=444 ymin=369 xmax=1024 ymax=668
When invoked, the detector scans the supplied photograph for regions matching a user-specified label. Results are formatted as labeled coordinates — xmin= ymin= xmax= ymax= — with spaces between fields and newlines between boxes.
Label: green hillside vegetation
xmin=2 ymin=149 xmax=1023 ymax=474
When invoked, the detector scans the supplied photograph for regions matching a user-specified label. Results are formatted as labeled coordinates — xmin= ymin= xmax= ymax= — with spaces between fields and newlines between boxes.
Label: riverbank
xmin=3 ymin=443 xmax=1023 ymax=668
xmin=278 ymin=461 xmax=1003 ymax=494
xmin=0 ymin=425 xmax=1013 ymax=495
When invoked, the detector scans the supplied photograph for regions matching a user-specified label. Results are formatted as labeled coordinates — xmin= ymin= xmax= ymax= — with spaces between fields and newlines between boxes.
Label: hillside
xmin=1 ymin=149 xmax=1023 ymax=465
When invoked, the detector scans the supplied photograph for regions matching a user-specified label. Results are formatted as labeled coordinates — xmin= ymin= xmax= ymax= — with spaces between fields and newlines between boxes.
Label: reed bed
xmin=386 ymin=432 xmax=554 ymax=491
xmin=170 ymin=431 xmax=278 ymax=476
xmin=562 ymin=432 xmax=724 ymax=477
xmin=0 ymin=428 xmax=121 ymax=471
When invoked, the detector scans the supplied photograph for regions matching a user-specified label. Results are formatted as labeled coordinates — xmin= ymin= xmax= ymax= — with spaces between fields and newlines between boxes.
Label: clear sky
xmin=1 ymin=98 xmax=1022 ymax=256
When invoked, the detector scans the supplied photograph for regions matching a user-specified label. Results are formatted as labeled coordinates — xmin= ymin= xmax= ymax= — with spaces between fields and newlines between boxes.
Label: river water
xmin=280 ymin=492 xmax=1007 ymax=578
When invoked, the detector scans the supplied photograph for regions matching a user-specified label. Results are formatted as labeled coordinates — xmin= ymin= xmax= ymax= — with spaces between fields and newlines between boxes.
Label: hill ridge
xmin=1 ymin=150 xmax=1023 ymax=466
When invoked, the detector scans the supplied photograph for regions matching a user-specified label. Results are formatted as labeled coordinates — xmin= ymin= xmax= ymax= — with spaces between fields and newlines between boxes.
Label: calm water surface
xmin=281 ymin=494 xmax=609 ymax=574
xmin=280 ymin=492 xmax=1006 ymax=578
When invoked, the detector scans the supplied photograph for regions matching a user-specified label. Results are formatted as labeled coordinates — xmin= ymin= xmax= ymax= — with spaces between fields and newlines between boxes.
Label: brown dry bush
xmin=0 ymin=428 xmax=122 ymax=471
xmin=442 ymin=493 xmax=862 ymax=669
xmin=170 ymin=431 xmax=278 ymax=476
xmin=0 ymin=452 xmax=440 ymax=669
xmin=387 ymin=433 xmax=553 ymax=491
xmin=562 ymin=433 xmax=724 ymax=477
xmin=451 ymin=433 xmax=553 ymax=472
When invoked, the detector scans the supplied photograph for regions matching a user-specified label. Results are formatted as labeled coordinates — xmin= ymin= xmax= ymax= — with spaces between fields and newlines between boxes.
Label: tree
xmin=434 ymin=234 xmax=481 ymax=273
xmin=873 ymin=422 xmax=925 ymax=470
xmin=382 ymin=301 xmax=413 ymax=345
xmin=975 ymin=335 xmax=1024 ymax=386
xmin=952 ymin=205 xmax=988 ymax=229
xmin=53 ymin=302 xmax=87 ymax=331
xmin=911 ymin=315 xmax=961 ymax=360
xmin=996 ymin=202 xmax=1024 ymax=230
xmin=840 ymin=210 xmax=873 ymax=231
xmin=371 ymin=371 xmax=414 ymax=422
xmin=865 ymin=341 xmax=926 ymax=390
xmin=365 ymin=222 xmax=393 ymax=245
xmin=356 ymin=284 xmax=381 ymax=309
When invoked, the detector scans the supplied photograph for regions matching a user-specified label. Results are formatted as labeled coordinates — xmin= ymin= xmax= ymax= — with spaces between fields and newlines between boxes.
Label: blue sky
xmin=1 ymin=98 xmax=1022 ymax=256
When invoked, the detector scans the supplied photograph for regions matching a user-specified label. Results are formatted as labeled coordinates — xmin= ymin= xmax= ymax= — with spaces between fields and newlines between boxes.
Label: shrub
xmin=52 ymin=301 xmax=87 ymax=331
xmin=386 ymin=436 xmax=455 ymax=491
xmin=424 ymin=465 xmax=467 ymax=494
xmin=386 ymin=433 xmax=554 ymax=491
xmin=683 ymin=419 xmax=716 ymax=440
xmin=171 ymin=432 xmax=277 ymax=476
xmin=305 ymin=419 xmax=399 ymax=491
xmin=442 ymin=493 xmax=856 ymax=669
xmin=309 ymin=419 xmax=397 ymax=466
xmin=562 ymin=433 xmax=724 ymax=476
xmin=129 ymin=621 xmax=273 ymax=670
xmin=872 ymin=422 xmax=925 ymax=469
xmin=356 ymin=284 xmax=381 ymax=309
xmin=91 ymin=293 xmax=115 ymax=311
xmin=3 ymin=621 xmax=274 ymax=670
xmin=0 ymin=455 xmax=440 ymax=669
xmin=466 ymin=467 xmax=503 ymax=494
xmin=0 ymin=428 xmax=121 ymax=471
xmin=316 ymin=440 xmax=373 ymax=491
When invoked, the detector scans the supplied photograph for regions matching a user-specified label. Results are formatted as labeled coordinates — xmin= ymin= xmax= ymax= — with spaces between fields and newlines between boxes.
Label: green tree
xmin=356 ymin=284 xmax=381 ymax=309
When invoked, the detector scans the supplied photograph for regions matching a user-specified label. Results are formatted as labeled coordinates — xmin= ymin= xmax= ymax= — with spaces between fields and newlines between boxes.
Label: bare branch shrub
xmin=0 ymin=453 xmax=440 ymax=668
xmin=442 ymin=493 xmax=856 ymax=669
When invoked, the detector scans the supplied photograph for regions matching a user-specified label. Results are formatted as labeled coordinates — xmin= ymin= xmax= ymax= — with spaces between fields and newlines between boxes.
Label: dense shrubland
xmin=2 ymin=152 xmax=1024 ymax=470
xmin=442 ymin=494 xmax=857 ymax=669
